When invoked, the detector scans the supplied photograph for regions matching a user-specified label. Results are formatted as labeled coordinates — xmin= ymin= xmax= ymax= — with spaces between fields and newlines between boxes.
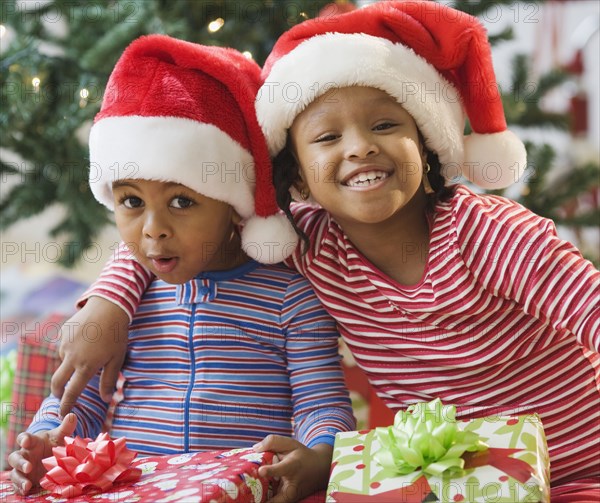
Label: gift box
xmin=326 ymin=414 xmax=550 ymax=503
xmin=1 ymin=447 xmax=275 ymax=502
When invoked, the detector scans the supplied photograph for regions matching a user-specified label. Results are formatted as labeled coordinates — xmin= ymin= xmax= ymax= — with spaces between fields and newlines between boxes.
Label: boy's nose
xmin=143 ymin=212 xmax=171 ymax=240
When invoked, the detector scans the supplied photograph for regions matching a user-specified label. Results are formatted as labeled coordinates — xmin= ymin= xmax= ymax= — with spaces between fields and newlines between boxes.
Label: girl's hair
xmin=420 ymin=132 xmax=455 ymax=213
xmin=273 ymin=137 xmax=311 ymax=253
xmin=273 ymin=132 xmax=455 ymax=251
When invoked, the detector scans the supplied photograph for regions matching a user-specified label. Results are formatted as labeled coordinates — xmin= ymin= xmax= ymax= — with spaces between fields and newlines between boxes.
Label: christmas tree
xmin=1 ymin=0 xmax=598 ymax=266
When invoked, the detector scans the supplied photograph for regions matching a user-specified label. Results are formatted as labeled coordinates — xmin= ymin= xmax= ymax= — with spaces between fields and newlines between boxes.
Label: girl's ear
xmin=231 ymin=209 xmax=243 ymax=226
xmin=417 ymin=131 xmax=429 ymax=166
xmin=292 ymin=175 xmax=307 ymax=195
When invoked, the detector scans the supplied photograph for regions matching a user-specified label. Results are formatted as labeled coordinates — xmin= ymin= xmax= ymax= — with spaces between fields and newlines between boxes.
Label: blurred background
xmin=1 ymin=0 xmax=599 ymax=462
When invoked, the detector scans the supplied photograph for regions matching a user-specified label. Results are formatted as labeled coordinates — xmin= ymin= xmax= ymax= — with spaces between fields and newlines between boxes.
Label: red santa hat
xmin=89 ymin=34 xmax=297 ymax=263
xmin=256 ymin=0 xmax=527 ymax=189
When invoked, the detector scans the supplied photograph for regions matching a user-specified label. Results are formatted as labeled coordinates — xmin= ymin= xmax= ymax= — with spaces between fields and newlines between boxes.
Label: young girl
xmin=8 ymin=35 xmax=355 ymax=501
xmin=53 ymin=1 xmax=599 ymax=498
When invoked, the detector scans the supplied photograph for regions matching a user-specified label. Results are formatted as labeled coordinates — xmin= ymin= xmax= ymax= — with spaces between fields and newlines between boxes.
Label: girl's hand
xmin=51 ymin=296 xmax=130 ymax=417
xmin=253 ymin=435 xmax=333 ymax=503
xmin=8 ymin=413 xmax=78 ymax=495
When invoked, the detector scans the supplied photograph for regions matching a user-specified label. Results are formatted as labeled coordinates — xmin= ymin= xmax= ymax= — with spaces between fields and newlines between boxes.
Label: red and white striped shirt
xmin=286 ymin=185 xmax=599 ymax=484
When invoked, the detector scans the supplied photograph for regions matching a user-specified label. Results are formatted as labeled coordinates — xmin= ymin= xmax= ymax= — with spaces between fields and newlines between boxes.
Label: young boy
xmin=8 ymin=35 xmax=355 ymax=502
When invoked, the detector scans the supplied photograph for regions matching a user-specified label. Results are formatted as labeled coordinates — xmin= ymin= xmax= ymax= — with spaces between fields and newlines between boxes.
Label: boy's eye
xmin=373 ymin=122 xmax=397 ymax=131
xmin=170 ymin=196 xmax=195 ymax=209
xmin=121 ymin=196 xmax=143 ymax=209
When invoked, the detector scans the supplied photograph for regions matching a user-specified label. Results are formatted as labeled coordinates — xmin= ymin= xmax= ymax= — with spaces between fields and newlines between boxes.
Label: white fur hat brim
xmin=256 ymin=33 xmax=465 ymax=168
xmin=89 ymin=115 xmax=256 ymax=219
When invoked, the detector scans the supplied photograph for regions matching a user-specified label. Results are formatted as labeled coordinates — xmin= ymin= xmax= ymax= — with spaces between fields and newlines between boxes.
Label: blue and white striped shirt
xmin=30 ymin=260 xmax=355 ymax=455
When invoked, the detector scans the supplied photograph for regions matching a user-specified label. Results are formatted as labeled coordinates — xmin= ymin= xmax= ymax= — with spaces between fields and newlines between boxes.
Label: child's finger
xmin=265 ymin=482 xmax=300 ymax=503
xmin=50 ymin=359 xmax=74 ymax=399
xmin=10 ymin=468 xmax=32 ymax=496
xmin=99 ymin=362 xmax=122 ymax=403
xmin=257 ymin=454 xmax=290 ymax=480
xmin=7 ymin=450 xmax=31 ymax=474
xmin=253 ymin=434 xmax=299 ymax=454
xmin=16 ymin=432 xmax=35 ymax=449
xmin=57 ymin=413 xmax=78 ymax=439
xmin=57 ymin=367 xmax=96 ymax=417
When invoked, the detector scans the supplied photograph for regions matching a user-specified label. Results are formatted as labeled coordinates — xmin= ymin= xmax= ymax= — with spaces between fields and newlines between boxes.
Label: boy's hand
xmin=253 ymin=435 xmax=333 ymax=503
xmin=51 ymin=296 xmax=129 ymax=417
xmin=8 ymin=413 xmax=78 ymax=495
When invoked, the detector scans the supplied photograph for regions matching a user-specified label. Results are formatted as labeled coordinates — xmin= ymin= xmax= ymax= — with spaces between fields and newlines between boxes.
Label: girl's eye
xmin=373 ymin=122 xmax=397 ymax=131
xmin=120 ymin=196 xmax=143 ymax=209
xmin=314 ymin=133 xmax=338 ymax=143
xmin=170 ymin=196 xmax=195 ymax=209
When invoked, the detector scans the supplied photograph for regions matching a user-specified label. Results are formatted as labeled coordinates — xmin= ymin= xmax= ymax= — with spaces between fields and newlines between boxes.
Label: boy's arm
xmin=282 ymin=278 xmax=355 ymax=448
xmin=14 ymin=373 xmax=111 ymax=493
xmin=254 ymin=276 xmax=354 ymax=500
xmin=9 ymin=414 xmax=78 ymax=495
xmin=52 ymin=243 xmax=154 ymax=416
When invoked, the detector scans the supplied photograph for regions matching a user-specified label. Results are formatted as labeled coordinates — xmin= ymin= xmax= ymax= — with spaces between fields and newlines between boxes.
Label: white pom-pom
xmin=463 ymin=131 xmax=527 ymax=189
xmin=241 ymin=214 xmax=299 ymax=264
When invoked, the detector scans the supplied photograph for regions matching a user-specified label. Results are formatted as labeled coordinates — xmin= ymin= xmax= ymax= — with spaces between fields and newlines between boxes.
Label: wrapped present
xmin=1 ymin=447 xmax=276 ymax=502
xmin=326 ymin=401 xmax=550 ymax=503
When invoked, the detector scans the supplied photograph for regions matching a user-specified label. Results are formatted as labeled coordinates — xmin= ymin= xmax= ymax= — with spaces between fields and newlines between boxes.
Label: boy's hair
xmin=273 ymin=134 xmax=454 ymax=253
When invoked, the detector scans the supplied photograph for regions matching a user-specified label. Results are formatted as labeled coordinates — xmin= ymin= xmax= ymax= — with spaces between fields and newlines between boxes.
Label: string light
xmin=242 ymin=51 xmax=253 ymax=60
xmin=79 ymin=88 xmax=89 ymax=108
xmin=32 ymin=77 xmax=41 ymax=90
xmin=0 ymin=25 xmax=6 ymax=38
xmin=208 ymin=18 xmax=224 ymax=33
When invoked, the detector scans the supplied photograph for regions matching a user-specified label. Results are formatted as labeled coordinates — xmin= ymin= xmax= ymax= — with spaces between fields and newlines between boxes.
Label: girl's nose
xmin=143 ymin=212 xmax=171 ymax=240
xmin=344 ymin=130 xmax=379 ymax=159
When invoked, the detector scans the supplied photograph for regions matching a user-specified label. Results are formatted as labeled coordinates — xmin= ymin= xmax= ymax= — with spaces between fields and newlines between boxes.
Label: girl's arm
xmin=282 ymin=203 xmax=329 ymax=276
xmin=30 ymin=372 xmax=111 ymax=440
xmin=516 ymin=222 xmax=599 ymax=351
xmin=459 ymin=198 xmax=599 ymax=352
xmin=52 ymin=243 xmax=154 ymax=416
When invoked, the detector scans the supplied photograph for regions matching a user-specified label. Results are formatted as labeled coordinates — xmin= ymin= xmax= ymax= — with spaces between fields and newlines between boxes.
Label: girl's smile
xmin=340 ymin=166 xmax=392 ymax=189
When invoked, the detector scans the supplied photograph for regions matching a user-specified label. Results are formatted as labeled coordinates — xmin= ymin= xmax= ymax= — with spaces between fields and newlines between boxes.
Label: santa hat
xmin=256 ymin=1 xmax=526 ymax=189
xmin=90 ymin=35 xmax=298 ymax=263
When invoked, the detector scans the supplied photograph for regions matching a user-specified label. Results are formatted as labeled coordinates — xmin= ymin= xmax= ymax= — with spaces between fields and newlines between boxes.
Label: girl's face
xmin=290 ymin=86 xmax=427 ymax=230
xmin=113 ymin=179 xmax=242 ymax=284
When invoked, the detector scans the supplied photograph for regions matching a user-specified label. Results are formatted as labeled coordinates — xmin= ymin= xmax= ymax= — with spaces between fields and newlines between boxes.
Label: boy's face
xmin=112 ymin=179 xmax=241 ymax=284
xmin=290 ymin=86 xmax=427 ymax=232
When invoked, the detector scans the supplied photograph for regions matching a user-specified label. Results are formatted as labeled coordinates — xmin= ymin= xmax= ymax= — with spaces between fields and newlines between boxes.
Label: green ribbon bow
xmin=1 ymin=349 xmax=17 ymax=429
xmin=375 ymin=398 xmax=488 ymax=476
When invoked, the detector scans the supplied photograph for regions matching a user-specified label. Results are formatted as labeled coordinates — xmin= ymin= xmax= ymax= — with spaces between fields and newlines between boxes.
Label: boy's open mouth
xmin=150 ymin=257 xmax=178 ymax=273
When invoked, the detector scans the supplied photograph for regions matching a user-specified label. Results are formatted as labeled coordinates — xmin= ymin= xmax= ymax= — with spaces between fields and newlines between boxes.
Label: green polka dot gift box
xmin=326 ymin=400 xmax=550 ymax=503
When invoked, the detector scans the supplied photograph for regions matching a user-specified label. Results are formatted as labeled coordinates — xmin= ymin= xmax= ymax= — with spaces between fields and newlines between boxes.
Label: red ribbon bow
xmin=40 ymin=433 xmax=142 ymax=498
